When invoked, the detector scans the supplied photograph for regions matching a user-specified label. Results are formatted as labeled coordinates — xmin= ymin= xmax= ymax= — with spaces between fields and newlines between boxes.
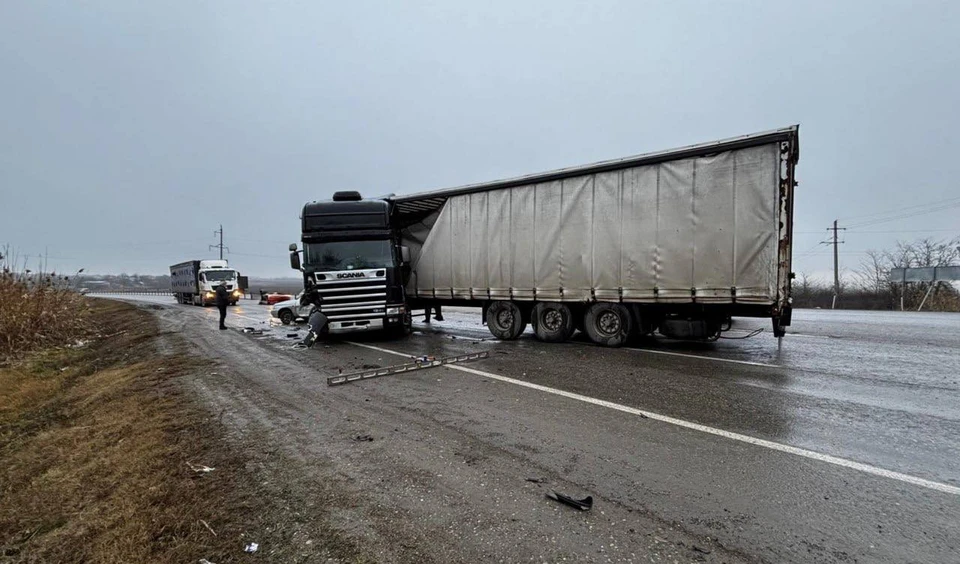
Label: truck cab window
xmin=304 ymin=240 xmax=394 ymax=271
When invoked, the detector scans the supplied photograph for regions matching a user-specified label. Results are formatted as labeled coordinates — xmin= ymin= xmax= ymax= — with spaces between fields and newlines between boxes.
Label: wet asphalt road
xmin=101 ymin=294 xmax=960 ymax=562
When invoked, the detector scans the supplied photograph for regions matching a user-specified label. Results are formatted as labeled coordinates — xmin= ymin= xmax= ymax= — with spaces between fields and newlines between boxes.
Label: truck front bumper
xmin=326 ymin=310 xmax=408 ymax=334
xmin=327 ymin=318 xmax=385 ymax=333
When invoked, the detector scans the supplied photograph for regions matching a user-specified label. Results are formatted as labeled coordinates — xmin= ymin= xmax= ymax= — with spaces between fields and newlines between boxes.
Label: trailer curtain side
xmin=399 ymin=138 xmax=791 ymax=306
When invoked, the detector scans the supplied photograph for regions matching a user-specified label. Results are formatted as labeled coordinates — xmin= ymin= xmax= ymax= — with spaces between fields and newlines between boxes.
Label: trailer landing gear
xmin=772 ymin=317 xmax=787 ymax=338
xmin=772 ymin=307 xmax=791 ymax=338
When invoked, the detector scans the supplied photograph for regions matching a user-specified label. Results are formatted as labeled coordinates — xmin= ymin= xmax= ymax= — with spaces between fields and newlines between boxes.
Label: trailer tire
xmin=531 ymin=302 xmax=576 ymax=343
xmin=486 ymin=301 xmax=525 ymax=340
xmin=584 ymin=303 xmax=632 ymax=347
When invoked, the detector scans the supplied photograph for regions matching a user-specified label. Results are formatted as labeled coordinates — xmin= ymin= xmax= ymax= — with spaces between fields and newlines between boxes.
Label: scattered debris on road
xmin=186 ymin=462 xmax=215 ymax=473
xmin=525 ymin=477 xmax=545 ymax=484
xmin=200 ymin=519 xmax=217 ymax=536
xmin=353 ymin=434 xmax=374 ymax=442
xmin=244 ymin=542 xmax=259 ymax=553
xmin=546 ymin=491 xmax=593 ymax=511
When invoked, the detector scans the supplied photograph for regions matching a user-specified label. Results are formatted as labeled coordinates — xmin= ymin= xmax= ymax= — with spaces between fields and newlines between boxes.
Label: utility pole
xmin=828 ymin=220 xmax=846 ymax=309
xmin=209 ymin=224 xmax=229 ymax=260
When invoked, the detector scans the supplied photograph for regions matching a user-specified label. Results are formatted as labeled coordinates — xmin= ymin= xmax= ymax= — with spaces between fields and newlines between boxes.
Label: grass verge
xmin=1 ymin=300 xmax=250 ymax=563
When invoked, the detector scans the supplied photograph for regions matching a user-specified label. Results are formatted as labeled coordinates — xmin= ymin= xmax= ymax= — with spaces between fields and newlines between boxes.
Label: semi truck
xmin=289 ymin=125 xmax=799 ymax=345
xmin=170 ymin=259 xmax=246 ymax=306
xmin=289 ymin=194 xmax=413 ymax=335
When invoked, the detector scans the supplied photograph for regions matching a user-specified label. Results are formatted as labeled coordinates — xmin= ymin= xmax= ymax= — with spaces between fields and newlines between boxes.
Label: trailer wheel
xmin=584 ymin=303 xmax=632 ymax=347
xmin=531 ymin=302 xmax=576 ymax=343
xmin=486 ymin=301 xmax=525 ymax=340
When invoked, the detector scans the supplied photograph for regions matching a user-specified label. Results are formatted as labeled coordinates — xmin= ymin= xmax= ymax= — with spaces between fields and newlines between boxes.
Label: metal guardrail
xmin=85 ymin=289 xmax=257 ymax=299
xmin=86 ymin=289 xmax=174 ymax=296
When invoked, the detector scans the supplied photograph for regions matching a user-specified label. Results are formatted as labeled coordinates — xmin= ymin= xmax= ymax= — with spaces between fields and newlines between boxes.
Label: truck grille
xmin=314 ymin=274 xmax=387 ymax=321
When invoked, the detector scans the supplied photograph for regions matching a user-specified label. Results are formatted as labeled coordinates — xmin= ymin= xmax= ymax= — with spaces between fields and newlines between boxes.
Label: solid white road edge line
xmin=348 ymin=340 xmax=960 ymax=497
xmin=626 ymin=347 xmax=779 ymax=368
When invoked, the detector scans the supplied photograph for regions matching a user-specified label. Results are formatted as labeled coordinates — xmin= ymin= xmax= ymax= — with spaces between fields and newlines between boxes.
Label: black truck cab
xmin=290 ymin=192 xmax=411 ymax=335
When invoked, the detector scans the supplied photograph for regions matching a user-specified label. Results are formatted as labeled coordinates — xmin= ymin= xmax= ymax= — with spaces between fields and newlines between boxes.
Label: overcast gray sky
xmin=2 ymin=1 xmax=958 ymax=279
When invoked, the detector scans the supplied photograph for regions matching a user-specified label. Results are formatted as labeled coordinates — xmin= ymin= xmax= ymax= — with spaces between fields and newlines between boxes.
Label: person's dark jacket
xmin=215 ymin=284 xmax=230 ymax=307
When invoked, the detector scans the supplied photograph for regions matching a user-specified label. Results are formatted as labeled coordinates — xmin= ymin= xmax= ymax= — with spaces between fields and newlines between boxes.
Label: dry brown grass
xmin=0 ymin=298 xmax=374 ymax=563
xmin=0 ymin=262 xmax=93 ymax=362
xmin=0 ymin=300 xmax=248 ymax=563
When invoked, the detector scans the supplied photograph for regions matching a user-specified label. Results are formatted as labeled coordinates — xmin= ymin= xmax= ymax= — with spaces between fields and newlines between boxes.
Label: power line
xmin=794 ymin=241 xmax=830 ymax=256
xmin=847 ymin=228 xmax=959 ymax=234
xmin=845 ymin=200 xmax=960 ymax=230
xmin=838 ymin=195 xmax=960 ymax=223
xmin=229 ymin=237 xmax=293 ymax=245
xmin=227 ymin=250 xmax=285 ymax=259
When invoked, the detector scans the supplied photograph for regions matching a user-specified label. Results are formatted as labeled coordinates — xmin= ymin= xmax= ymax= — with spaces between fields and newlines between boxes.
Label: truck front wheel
xmin=584 ymin=303 xmax=632 ymax=347
xmin=531 ymin=302 xmax=576 ymax=343
xmin=486 ymin=301 xmax=525 ymax=340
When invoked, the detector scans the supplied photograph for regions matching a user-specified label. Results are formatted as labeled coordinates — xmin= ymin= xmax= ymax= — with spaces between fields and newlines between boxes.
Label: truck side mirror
xmin=238 ymin=275 xmax=249 ymax=290
xmin=289 ymin=243 xmax=298 ymax=252
xmin=290 ymin=252 xmax=301 ymax=271
xmin=400 ymin=246 xmax=411 ymax=263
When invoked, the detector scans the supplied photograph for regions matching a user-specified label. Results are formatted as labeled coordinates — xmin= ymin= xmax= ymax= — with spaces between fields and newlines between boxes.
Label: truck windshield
xmin=203 ymin=270 xmax=236 ymax=282
xmin=305 ymin=240 xmax=394 ymax=271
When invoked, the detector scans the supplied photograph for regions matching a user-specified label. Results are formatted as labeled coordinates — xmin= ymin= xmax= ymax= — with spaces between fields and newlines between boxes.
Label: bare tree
xmin=799 ymin=236 xmax=958 ymax=311
xmin=855 ymin=250 xmax=889 ymax=294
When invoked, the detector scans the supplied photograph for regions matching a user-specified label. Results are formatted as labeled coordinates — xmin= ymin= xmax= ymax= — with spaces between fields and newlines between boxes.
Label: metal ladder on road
xmin=327 ymin=351 xmax=489 ymax=386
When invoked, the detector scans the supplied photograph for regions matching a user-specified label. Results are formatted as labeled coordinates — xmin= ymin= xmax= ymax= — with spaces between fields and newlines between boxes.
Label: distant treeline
xmin=794 ymin=237 xmax=960 ymax=311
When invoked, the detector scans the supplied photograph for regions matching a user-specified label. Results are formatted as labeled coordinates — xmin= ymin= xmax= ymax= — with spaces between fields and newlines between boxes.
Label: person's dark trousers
xmin=218 ymin=305 xmax=228 ymax=329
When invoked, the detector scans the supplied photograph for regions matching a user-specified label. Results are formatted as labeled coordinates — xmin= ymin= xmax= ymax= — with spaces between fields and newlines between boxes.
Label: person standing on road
xmin=423 ymin=304 xmax=443 ymax=323
xmin=215 ymin=282 xmax=230 ymax=330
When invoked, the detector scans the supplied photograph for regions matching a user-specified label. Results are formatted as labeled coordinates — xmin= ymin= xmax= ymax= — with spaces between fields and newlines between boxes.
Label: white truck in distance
xmin=170 ymin=259 xmax=244 ymax=306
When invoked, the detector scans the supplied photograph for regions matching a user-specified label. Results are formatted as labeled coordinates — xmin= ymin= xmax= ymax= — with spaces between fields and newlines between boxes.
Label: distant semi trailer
xmin=170 ymin=259 xmax=245 ymax=306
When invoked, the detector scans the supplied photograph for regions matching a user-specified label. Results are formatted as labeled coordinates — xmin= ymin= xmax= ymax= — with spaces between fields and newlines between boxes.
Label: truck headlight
xmin=232 ymin=290 xmax=241 ymax=297
xmin=386 ymin=306 xmax=405 ymax=315
xmin=205 ymin=292 xmax=214 ymax=298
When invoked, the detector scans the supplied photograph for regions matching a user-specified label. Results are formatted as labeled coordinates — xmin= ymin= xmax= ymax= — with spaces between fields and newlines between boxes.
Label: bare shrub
xmin=0 ymin=246 xmax=93 ymax=362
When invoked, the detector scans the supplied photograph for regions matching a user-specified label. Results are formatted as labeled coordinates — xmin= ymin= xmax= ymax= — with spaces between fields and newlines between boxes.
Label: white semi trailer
xmin=170 ymin=259 xmax=245 ymax=306
xmin=390 ymin=125 xmax=799 ymax=345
